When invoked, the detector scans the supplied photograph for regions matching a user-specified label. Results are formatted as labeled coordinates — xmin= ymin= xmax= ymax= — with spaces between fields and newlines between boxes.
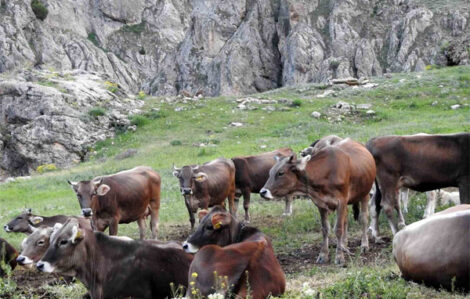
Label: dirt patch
xmin=6 ymin=268 xmax=71 ymax=298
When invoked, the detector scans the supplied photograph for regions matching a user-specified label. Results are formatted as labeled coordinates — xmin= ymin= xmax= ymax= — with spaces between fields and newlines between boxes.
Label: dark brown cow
xmin=0 ymin=238 xmax=17 ymax=277
xmin=393 ymin=205 xmax=470 ymax=291
xmin=173 ymin=158 xmax=236 ymax=230
xmin=260 ymin=136 xmax=376 ymax=264
xmin=183 ymin=207 xmax=285 ymax=298
xmin=232 ymin=148 xmax=295 ymax=221
xmin=367 ymin=133 xmax=470 ymax=241
xmin=37 ymin=218 xmax=193 ymax=299
xmin=4 ymin=209 xmax=69 ymax=234
xmin=68 ymin=166 xmax=161 ymax=239
xmin=17 ymin=217 xmax=91 ymax=267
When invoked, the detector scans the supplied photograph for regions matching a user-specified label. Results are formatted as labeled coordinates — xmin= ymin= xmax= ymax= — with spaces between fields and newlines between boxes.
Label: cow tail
xmin=353 ymin=203 xmax=359 ymax=221
xmin=373 ymin=178 xmax=382 ymax=215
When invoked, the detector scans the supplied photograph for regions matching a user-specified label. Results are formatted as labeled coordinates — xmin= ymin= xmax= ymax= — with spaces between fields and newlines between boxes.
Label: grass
xmin=0 ymin=66 xmax=469 ymax=297
xmin=87 ymin=107 xmax=106 ymax=118
xmin=121 ymin=22 xmax=146 ymax=34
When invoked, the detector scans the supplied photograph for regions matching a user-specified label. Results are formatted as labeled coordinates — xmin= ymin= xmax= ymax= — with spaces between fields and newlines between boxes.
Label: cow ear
xmin=27 ymin=208 xmax=32 ymax=215
xmin=273 ymin=155 xmax=280 ymax=162
xmin=67 ymin=180 xmax=78 ymax=188
xmin=173 ymin=165 xmax=181 ymax=177
xmin=195 ymin=172 xmax=208 ymax=182
xmin=96 ymin=184 xmax=111 ymax=196
xmin=211 ymin=212 xmax=231 ymax=230
xmin=198 ymin=209 xmax=209 ymax=220
xmin=297 ymin=155 xmax=311 ymax=171
xmin=70 ymin=225 xmax=84 ymax=244
xmin=288 ymin=154 xmax=297 ymax=163
xmin=30 ymin=216 xmax=43 ymax=225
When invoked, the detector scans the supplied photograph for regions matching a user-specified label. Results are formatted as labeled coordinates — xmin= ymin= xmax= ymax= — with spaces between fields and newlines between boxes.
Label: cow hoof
xmin=335 ymin=256 xmax=345 ymax=265
xmin=282 ymin=212 xmax=292 ymax=217
xmin=316 ymin=254 xmax=329 ymax=264
xmin=374 ymin=237 xmax=384 ymax=244
xmin=361 ymin=245 xmax=369 ymax=254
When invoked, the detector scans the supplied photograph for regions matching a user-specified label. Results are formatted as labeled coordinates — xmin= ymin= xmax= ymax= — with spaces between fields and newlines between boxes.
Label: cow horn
xmin=93 ymin=177 xmax=103 ymax=186
xmin=173 ymin=164 xmax=181 ymax=171
xmin=191 ymin=165 xmax=199 ymax=171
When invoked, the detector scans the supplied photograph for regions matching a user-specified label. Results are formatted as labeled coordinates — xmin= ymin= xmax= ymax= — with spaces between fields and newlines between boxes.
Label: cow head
xmin=173 ymin=165 xmax=207 ymax=210
xmin=4 ymin=209 xmax=44 ymax=234
xmin=182 ymin=206 xmax=236 ymax=253
xmin=37 ymin=218 xmax=85 ymax=274
xmin=17 ymin=225 xmax=54 ymax=268
xmin=68 ymin=178 xmax=110 ymax=217
xmin=260 ymin=154 xmax=310 ymax=199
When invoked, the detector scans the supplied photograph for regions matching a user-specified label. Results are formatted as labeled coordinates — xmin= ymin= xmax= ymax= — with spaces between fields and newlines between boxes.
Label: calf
xmin=232 ymin=148 xmax=295 ymax=220
xmin=17 ymin=217 xmax=91 ymax=267
xmin=261 ymin=136 xmax=376 ymax=264
xmin=183 ymin=207 xmax=285 ymax=298
xmin=367 ymin=133 xmax=469 ymax=240
xmin=4 ymin=209 xmax=69 ymax=234
xmin=0 ymin=238 xmax=17 ymax=276
xmin=173 ymin=158 xmax=236 ymax=230
xmin=68 ymin=166 xmax=161 ymax=239
xmin=393 ymin=205 xmax=470 ymax=291
xmin=36 ymin=218 xmax=193 ymax=299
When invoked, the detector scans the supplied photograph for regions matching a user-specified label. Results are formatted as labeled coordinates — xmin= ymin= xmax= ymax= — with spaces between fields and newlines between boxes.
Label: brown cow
xmin=260 ymin=136 xmax=376 ymax=264
xmin=0 ymin=238 xmax=17 ymax=277
xmin=300 ymin=135 xmax=343 ymax=157
xmin=68 ymin=166 xmax=161 ymax=239
xmin=37 ymin=218 xmax=193 ymax=299
xmin=393 ymin=205 xmax=470 ymax=291
xmin=367 ymin=133 xmax=470 ymax=241
xmin=4 ymin=209 xmax=69 ymax=234
xmin=232 ymin=148 xmax=295 ymax=221
xmin=16 ymin=217 xmax=91 ymax=267
xmin=183 ymin=206 xmax=285 ymax=298
xmin=173 ymin=158 xmax=236 ymax=230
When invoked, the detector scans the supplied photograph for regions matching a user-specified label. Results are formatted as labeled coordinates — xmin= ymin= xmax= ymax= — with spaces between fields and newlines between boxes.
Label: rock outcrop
xmin=0 ymin=0 xmax=468 ymax=97
xmin=0 ymin=70 xmax=142 ymax=176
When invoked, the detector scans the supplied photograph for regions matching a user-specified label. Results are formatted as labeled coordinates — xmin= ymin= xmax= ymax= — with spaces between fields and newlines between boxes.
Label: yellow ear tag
xmin=33 ymin=218 xmax=42 ymax=224
xmin=214 ymin=222 xmax=222 ymax=229
xmin=75 ymin=230 xmax=82 ymax=239
xmin=196 ymin=175 xmax=204 ymax=182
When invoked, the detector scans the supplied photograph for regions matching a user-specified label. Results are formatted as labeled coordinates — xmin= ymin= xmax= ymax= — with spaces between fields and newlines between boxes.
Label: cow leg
xmin=316 ymin=207 xmax=330 ymax=264
xmin=399 ymin=188 xmax=409 ymax=214
xmin=342 ymin=213 xmax=349 ymax=248
xmin=149 ymin=199 xmax=160 ymax=240
xmin=184 ymin=199 xmax=195 ymax=230
xmin=137 ymin=217 xmax=146 ymax=240
xmin=242 ymin=189 xmax=251 ymax=222
xmin=368 ymin=192 xmax=382 ymax=243
xmin=282 ymin=195 xmax=293 ymax=217
xmin=382 ymin=189 xmax=399 ymax=235
xmin=335 ymin=201 xmax=348 ymax=265
xmin=459 ymin=177 xmax=470 ymax=204
xmin=396 ymin=195 xmax=406 ymax=229
xmin=360 ymin=196 xmax=369 ymax=253
xmin=228 ymin=191 xmax=237 ymax=219
xmin=109 ymin=217 xmax=119 ymax=236
xmin=423 ymin=190 xmax=437 ymax=218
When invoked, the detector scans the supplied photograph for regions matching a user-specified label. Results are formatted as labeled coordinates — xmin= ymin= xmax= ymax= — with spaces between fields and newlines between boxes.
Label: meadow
xmin=0 ymin=66 xmax=469 ymax=298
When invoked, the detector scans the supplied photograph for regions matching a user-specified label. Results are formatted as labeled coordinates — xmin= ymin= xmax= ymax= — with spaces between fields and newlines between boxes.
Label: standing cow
xmin=68 ymin=166 xmax=161 ymax=239
xmin=4 ymin=209 xmax=69 ymax=234
xmin=232 ymin=148 xmax=295 ymax=221
xmin=393 ymin=205 xmax=470 ymax=291
xmin=183 ymin=207 xmax=286 ymax=298
xmin=173 ymin=158 xmax=236 ymax=230
xmin=260 ymin=136 xmax=376 ymax=264
xmin=367 ymin=133 xmax=470 ymax=241
xmin=36 ymin=218 xmax=193 ymax=299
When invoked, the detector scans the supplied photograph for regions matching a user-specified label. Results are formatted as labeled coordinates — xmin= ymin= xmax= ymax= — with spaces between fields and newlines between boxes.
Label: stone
xmin=451 ymin=104 xmax=461 ymax=110
xmin=357 ymin=104 xmax=372 ymax=110
xmin=229 ymin=122 xmax=243 ymax=127
xmin=311 ymin=111 xmax=321 ymax=119
xmin=366 ymin=110 xmax=376 ymax=115
xmin=316 ymin=90 xmax=336 ymax=98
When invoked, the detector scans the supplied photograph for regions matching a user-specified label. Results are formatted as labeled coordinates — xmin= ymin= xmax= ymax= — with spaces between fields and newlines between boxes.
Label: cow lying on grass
xmin=0 ymin=238 xmax=17 ymax=277
xmin=393 ymin=205 xmax=470 ymax=291
xmin=37 ymin=218 xmax=192 ymax=299
xmin=68 ymin=166 xmax=161 ymax=239
xmin=183 ymin=207 xmax=285 ymax=298
xmin=261 ymin=136 xmax=376 ymax=264
xmin=4 ymin=209 xmax=69 ymax=234
xmin=17 ymin=217 xmax=91 ymax=267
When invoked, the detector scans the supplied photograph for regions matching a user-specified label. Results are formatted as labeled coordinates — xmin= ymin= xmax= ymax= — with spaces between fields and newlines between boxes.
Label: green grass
xmin=87 ymin=107 xmax=106 ymax=118
xmin=0 ymin=66 xmax=469 ymax=297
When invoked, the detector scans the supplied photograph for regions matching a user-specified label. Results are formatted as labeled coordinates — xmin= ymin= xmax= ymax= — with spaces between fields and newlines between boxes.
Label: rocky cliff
xmin=0 ymin=0 xmax=469 ymax=176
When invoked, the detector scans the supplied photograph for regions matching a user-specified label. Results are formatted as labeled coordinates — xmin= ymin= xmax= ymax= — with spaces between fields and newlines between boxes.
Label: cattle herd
xmin=1 ymin=132 xmax=469 ymax=298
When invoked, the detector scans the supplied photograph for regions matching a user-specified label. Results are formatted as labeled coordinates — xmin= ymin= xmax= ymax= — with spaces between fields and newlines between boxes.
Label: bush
xmin=88 ymin=107 xmax=106 ymax=118
xmin=137 ymin=91 xmax=146 ymax=100
xmin=291 ymin=99 xmax=302 ymax=107
xmin=122 ymin=22 xmax=146 ymax=34
xmin=170 ymin=140 xmax=182 ymax=146
xmin=104 ymin=81 xmax=118 ymax=93
xmin=129 ymin=115 xmax=149 ymax=127
xmin=31 ymin=0 xmax=48 ymax=21
xmin=36 ymin=164 xmax=57 ymax=174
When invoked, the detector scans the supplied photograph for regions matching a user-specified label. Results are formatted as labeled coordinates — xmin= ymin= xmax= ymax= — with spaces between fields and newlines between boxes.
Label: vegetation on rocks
xmin=31 ymin=0 xmax=48 ymax=21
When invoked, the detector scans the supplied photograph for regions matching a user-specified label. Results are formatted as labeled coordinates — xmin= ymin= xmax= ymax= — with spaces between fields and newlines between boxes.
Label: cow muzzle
xmin=4 ymin=225 xmax=11 ymax=232
xmin=36 ymin=261 xmax=55 ymax=273
xmin=182 ymin=241 xmax=199 ymax=253
xmin=81 ymin=208 xmax=93 ymax=217
xmin=182 ymin=188 xmax=193 ymax=195
xmin=260 ymin=188 xmax=274 ymax=200
xmin=17 ymin=255 xmax=33 ymax=267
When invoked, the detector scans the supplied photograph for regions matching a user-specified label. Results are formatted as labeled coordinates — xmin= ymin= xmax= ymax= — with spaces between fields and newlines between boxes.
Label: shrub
xmin=122 ymin=22 xmax=146 ymax=34
xmin=129 ymin=115 xmax=149 ymax=127
xmin=104 ymin=81 xmax=118 ymax=93
xmin=170 ymin=140 xmax=182 ymax=146
xmin=36 ymin=164 xmax=57 ymax=174
xmin=137 ymin=91 xmax=146 ymax=100
xmin=31 ymin=0 xmax=48 ymax=21
xmin=88 ymin=107 xmax=106 ymax=118
xmin=88 ymin=33 xmax=99 ymax=47
xmin=291 ymin=99 xmax=302 ymax=107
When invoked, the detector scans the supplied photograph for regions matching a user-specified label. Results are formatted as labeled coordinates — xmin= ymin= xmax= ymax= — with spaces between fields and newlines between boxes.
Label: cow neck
xmin=76 ymin=232 xmax=105 ymax=289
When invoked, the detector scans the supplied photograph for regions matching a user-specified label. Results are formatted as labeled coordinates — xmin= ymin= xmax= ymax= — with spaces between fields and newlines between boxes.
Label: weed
xmin=88 ymin=107 xmax=106 ymax=118
xmin=291 ymin=99 xmax=302 ymax=107
xmin=36 ymin=164 xmax=57 ymax=174
xmin=104 ymin=81 xmax=118 ymax=93
xmin=137 ymin=91 xmax=146 ymax=100
xmin=170 ymin=140 xmax=182 ymax=146
xmin=129 ymin=115 xmax=149 ymax=127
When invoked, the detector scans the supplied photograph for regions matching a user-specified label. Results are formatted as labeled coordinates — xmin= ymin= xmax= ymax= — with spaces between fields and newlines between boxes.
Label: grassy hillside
xmin=0 ymin=66 xmax=469 ymax=298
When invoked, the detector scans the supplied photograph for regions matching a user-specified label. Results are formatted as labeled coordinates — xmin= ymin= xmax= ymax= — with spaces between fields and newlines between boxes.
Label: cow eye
xmin=59 ymin=239 xmax=68 ymax=246
xmin=37 ymin=240 xmax=45 ymax=246
xmin=278 ymin=171 xmax=284 ymax=177
xmin=206 ymin=225 xmax=214 ymax=231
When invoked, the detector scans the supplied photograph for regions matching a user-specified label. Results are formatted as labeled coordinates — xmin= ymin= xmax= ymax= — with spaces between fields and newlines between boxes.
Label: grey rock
xmin=311 ymin=111 xmax=321 ymax=118
xmin=451 ymin=104 xmax=461 ymax=110
xmin=357 ymin=104 xmax=373 ymax=110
